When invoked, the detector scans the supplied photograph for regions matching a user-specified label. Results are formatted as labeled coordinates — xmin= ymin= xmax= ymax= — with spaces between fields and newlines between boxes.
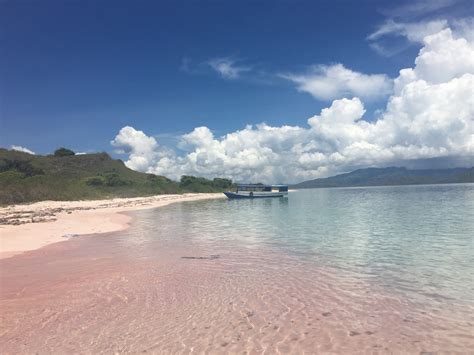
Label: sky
xmin=1 ymin=0 xmax=473 ymax=183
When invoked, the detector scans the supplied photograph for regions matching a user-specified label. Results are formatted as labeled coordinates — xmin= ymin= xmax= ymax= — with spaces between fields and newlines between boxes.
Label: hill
xmin=0 ymin=149 xmax=233 ymax=204
xmin=292 ymin=167 xmax=474 ymax=189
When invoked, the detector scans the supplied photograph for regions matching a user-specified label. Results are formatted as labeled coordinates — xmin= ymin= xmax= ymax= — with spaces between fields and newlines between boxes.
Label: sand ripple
xmin=1 ymin=230 xmax=472 ymax=354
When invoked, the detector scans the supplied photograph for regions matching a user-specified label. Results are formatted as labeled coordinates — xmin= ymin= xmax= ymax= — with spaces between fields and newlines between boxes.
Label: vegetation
xmin=54 ymin=147 xmax=75 ymax=157
xmin=179 ymin=176 xmax=232 ymax=192
xmin=0 ymin=148 xmax=234 ymax=205
xmin=292 ymin=167 xmax=474 ymax=189
xmin=0 ymin=159 xmax=44 ymax=177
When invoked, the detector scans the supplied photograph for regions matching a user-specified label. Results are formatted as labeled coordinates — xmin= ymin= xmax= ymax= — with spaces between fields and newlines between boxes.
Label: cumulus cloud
xmin=113 ymin=27 xmax=474 ymax=183
xmin=394 ymin=28 xmax=474 ymax=88
xmin=111 ymin=126 xmax=160 ymax=172
xmin=208 ymin=57 xmax=250 ymax=79
xmin=11 ymin=145 xmax=35 ymax=155
xmin=281 ymin=64 xmax=393 ymax=101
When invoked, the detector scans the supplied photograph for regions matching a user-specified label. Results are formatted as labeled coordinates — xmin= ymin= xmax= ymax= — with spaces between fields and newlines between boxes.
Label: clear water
xmin=136 ymin=183 xmax=474 ymax=308
xmin=2 ymin=184 xmax=473 ymax=352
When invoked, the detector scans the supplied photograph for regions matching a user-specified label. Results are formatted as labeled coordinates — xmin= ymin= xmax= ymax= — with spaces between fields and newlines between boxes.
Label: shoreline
xmin=0 ymin=193 xmax=224 ymax=259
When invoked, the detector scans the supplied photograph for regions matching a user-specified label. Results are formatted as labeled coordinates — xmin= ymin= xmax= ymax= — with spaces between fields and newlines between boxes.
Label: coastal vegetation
xmin=0 ymin=148 xmax=233 ymax=204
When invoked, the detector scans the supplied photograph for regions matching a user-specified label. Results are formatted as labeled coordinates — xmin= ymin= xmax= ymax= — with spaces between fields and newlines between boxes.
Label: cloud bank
xmin=113 ymin=28 xmax=473 ymax=183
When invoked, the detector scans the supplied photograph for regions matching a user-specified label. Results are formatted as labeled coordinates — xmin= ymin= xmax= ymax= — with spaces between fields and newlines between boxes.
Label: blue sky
xmin=2 ymin=0 xmax=473 ymax=182
xmin=3 ymin=0 xmax=416 ymax=151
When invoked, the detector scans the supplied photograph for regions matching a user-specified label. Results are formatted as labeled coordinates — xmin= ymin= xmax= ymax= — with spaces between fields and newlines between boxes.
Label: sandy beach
xmin=0 ymin=193 xmax=224 ymax=259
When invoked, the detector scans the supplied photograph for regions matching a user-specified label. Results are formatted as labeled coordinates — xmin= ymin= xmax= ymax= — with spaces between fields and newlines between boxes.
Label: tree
xmin=54 ymin=148 xmax=75 ymax=157
xmin=0 ymin=159 xmax=44 ymax=177
xmin=212 ymin=178 xmax=232 ymax=188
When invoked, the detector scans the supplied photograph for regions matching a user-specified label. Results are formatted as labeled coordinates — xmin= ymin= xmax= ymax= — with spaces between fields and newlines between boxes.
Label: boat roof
xmin=237 ymin=184 xmax=288 ymax=188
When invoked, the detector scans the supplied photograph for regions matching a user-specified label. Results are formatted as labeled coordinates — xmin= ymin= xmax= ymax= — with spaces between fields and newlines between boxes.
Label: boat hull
xmin=223 ymin=191 xmax=286 ymax=199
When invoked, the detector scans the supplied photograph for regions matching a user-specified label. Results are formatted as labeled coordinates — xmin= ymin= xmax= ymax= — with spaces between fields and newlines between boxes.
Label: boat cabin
xmin=236 ymin=184 xmax=289 ymax=193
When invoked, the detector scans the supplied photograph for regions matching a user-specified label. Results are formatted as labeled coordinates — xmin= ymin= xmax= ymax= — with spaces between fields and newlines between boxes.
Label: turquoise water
xmin=134 ymin=183 xmax=474 ymax=308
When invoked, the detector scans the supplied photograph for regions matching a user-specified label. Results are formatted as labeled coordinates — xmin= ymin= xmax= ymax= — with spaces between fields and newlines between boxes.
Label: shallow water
xmin=1 ymin=184 xmax=473 ymax=353
xmin=179 ymin=184 xmax=474 ymax=304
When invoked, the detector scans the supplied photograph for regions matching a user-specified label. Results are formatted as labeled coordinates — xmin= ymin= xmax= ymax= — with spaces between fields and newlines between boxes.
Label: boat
xmin=224 ymin=184 xmax=288 ymax=199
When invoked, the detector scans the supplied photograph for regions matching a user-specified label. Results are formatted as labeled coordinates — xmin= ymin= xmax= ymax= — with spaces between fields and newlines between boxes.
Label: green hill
xmin=292 ymin=167 xmax=474 ymax=189
xmin=0 ymin=148 xmax=233 ymax=204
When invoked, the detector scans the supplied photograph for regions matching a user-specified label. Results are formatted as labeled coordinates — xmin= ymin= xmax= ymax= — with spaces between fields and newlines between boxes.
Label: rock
xmin=181 ymin=255 xmax=220 ymax=260
xmin=62 ymin=234 xmax=80 ymax=238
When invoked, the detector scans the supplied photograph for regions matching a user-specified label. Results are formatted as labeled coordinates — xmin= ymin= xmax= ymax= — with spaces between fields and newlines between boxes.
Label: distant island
xmin=292 ymin=167 xmax=474 ymax=189
xmin=0 ymin=148 xmax=233 ymax=205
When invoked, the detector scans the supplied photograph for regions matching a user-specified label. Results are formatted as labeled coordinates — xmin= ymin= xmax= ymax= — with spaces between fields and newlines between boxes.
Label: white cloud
xmin=412 ymin=28 xmax=474 ymax=83
xmin=452 ymin=17 xmax=474 ymax=42
xmin=208 ymin=58 xmax=250 ymax=79
xmin=393 ymin=28 xmax=474 ymax=93
xmin=380 ymin=0 xmax=458 ymax=19
xmin=368 ymin=19 xmax=448 ymax=43
xmin=366 ymin=0 xmax=473 ymax=57
xmin=113 ymin=27 xmax=474 ymax=183
xmin=111 ymin=126 xmax=160 ymax=172
xmin=406 ymin=0 xmax=456 ymax=14
xmin=11 ymin=145 xmax=35 ymax=155
xmin=281 ymin=64 xmax=393 ymax=101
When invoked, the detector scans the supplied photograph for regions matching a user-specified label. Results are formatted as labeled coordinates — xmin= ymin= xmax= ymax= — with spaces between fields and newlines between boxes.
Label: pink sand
xmin=1 ymin=224 xmax=472 ymax=353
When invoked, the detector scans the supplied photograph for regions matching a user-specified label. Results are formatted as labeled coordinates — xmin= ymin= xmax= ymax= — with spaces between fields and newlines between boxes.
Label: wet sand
xmin=1 ymin=206 xmax=472 ymax=353
xmin=0 ymin=193 xmax=224 ymax=259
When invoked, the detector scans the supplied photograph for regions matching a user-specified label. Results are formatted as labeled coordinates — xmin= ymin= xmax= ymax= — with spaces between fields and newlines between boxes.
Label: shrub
xmin=85 ymin=176 xmax=105 ymax=186
xmin=146 ymin=174 xmax=159 ymax=182
xmin=0 ymin=170 xmax=25 ymax=183
xmin=104 ymin=173 xmax=129 ymax=186
xmin=0 ymin=159 xmax=44 ymax=177
xmin=180 ymin=175 xmax=198 ymax=187
xmin=54 ymin=148 xmax=75 ymax=157
xmin=179 ymin=175 xmax=233 ymax=192
xmin=212 ymin=178 xmax=232 ymax=189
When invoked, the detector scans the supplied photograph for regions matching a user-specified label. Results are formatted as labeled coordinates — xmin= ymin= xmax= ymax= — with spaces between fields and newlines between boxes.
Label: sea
xmin=1 ymin=183 xmax=473 ymax=353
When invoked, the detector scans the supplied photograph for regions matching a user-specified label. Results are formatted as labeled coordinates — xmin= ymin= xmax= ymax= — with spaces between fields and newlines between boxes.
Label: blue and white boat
xmin=224 ymin=184 xmax=288 ymax=199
